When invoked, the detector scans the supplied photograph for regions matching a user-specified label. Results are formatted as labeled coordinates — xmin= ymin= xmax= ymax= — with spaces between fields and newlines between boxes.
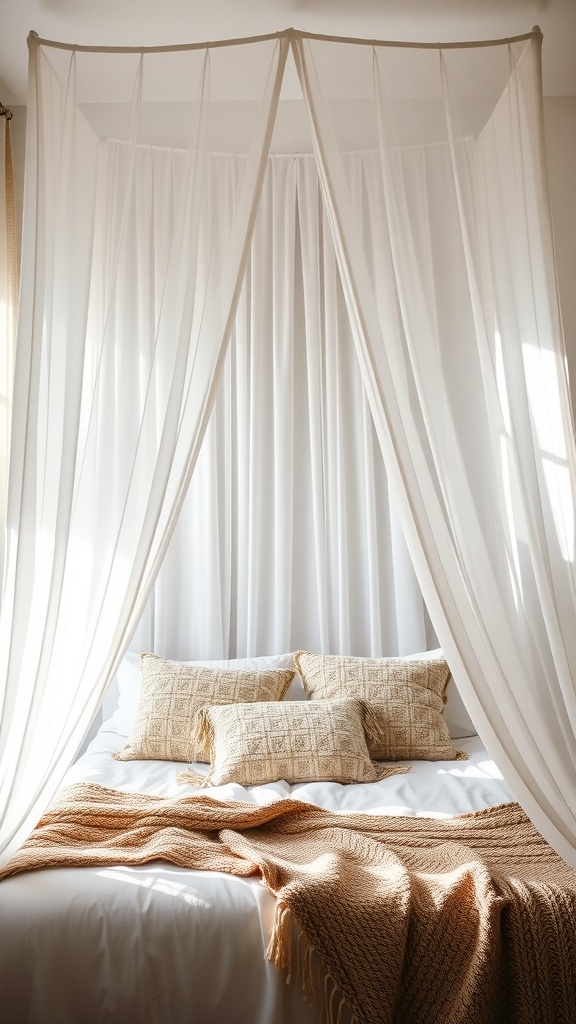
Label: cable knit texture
xmin=2 ymin=784 xmax=575 ymax=1024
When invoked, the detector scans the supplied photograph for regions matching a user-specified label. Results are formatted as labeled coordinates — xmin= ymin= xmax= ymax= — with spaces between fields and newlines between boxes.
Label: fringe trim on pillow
xmin=191 ymin=707 xmax=214 ymax=761
xmin=370 ymin=760 xmax=411 ymax=781
xmin=266 ymin=900 xmax=358 ymax=1024
xmin=112 ymin=747 xmax=132 ymax=762
xmin=359 ymin=699 xmax=390 ymax=748
xmin=360 ymin=698 xmax=469 ymax=765
xmin=176 ymin=768 xmax=212 ymax=787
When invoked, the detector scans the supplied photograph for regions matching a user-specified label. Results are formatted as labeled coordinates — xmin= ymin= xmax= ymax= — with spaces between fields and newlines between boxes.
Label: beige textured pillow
xmin=114 ymin=654 xmax=294 ymax=764
xmin=294 ymin=651 xmax=466 ymax=762
xmin=179 ymin=698 xmax=409 ymax=787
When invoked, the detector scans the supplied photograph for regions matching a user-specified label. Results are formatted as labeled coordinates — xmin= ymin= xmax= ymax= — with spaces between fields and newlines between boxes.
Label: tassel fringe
xmin=371 ymin=760 xmax=410 ymax=781
xmin=266 ymin=901 xmax=356 ymax=1024
xmin=176 ymin=768 xmax=211 ymax=787
xmin=360 ymin=699 xmax=389 ymax=747
xmin=191 ymin=708 xmax=213 ymax=761
xmin=266 ymin=901 xmax=293 ymax=976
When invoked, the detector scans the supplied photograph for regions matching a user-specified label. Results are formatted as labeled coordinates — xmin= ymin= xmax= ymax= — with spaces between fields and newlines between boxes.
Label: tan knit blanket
xmin=2 ymin=784 xmax=576 ymax=1024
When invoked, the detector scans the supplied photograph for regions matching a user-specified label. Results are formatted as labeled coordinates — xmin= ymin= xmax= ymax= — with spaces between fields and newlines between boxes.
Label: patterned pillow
xmin=294 ymin=651 xmax=466 ymax=762
xmin=114 ymin=653 xmax=294 ymax=763
xmin=179 ymin=698 xmax=409 ymax=787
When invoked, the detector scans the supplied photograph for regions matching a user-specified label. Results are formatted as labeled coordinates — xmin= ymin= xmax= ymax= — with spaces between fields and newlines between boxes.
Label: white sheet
xmin=0 ymin=726 xmax=514 ymax=1024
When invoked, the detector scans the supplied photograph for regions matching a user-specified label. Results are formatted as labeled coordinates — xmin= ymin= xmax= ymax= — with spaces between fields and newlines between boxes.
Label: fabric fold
xmin=2 ymin=783 xmax=575 ymax=1024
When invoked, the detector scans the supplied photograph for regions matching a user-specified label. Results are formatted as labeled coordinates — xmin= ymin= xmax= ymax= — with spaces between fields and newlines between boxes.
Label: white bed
xmin=0 ymin=674 xmax=514 ymax=1024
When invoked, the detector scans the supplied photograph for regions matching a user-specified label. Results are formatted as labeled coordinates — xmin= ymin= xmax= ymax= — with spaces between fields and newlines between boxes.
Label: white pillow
xmin=405 ymin=648 xmax=476 ymax=739
xmin=109 ymin=652 xmax=303 ymax=737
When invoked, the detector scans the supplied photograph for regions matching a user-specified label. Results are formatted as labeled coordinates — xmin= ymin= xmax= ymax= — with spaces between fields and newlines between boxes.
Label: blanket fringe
xmin=267 ymin=900 xmax=357 ymax=1024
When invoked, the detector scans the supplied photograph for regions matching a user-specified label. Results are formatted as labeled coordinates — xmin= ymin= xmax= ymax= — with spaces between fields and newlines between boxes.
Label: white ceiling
xmin=1 ymin=0 xmax=575 ymax=106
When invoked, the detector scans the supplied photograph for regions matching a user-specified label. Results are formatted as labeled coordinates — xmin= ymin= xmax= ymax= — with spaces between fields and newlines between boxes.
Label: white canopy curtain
xmin=2 ymin=26 xmax=576 ymax=869
xmin=136 ymin=152 xmax=429 ymax=662
xmin=0 ymin=31 xmax=288 ymax=865
xmin=292 ymin=29 xmax=576 ymax=862
xmin=0 ymin=103 xmax=17 ymax=591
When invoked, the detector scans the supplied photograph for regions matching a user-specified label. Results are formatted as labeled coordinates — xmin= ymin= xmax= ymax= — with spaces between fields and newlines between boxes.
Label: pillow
xmin=405 ymin=648 xmax=476 ymax=739
xmin=294 ymin=650 xmax=467 ymax=762
xmin=114 ymin=654 xmax=294 ymax=763
xmin=110 ymin=651 xmax=303 ymax=737
xmin=179 ymin=698 xmax=409 ymax=787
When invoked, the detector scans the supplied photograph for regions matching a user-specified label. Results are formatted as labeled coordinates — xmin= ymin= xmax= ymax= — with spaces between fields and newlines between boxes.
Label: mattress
xmin=0 ymin=723 xmax=513 ymax=1024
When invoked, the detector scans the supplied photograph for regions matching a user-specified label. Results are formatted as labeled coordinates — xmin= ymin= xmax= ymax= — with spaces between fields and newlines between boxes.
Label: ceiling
xmin=0 ymin=0 xmax=569 ymax=109
xmin=1 ymin=0 xmax=575 ymax=106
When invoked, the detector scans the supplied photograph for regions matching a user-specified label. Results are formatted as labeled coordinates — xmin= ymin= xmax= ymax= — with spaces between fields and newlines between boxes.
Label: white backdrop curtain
xmin=135 ymin=152 xmax=429 ymax=662
xmin=0 ymin=106 xmax=17 ymax=590
xmin=293 ymin=31 xmax=576 ymax=863
xmin=0 ymin=33 xmax=288 ymax=865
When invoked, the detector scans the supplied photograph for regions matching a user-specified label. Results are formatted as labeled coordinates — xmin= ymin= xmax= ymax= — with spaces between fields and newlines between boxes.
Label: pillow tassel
xmin=177 ymin=768 xmax=211 ymax=787
xmin=371 ymin=760 xmax=410 ymax=781
xmin=359 ymin=699 xmax=389 ymax=748
xmin=191 ymin=707 xmax=213 ymax=762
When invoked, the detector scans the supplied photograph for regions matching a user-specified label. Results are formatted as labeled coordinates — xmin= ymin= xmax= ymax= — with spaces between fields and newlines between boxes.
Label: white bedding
xmin=0 ymin=725 xmax=514 ymax=1024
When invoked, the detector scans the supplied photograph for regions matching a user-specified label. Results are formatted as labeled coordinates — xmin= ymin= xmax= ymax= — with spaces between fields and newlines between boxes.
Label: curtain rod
xmin=27 ymin=25 xmax=542 ymax=56
xmin=0 ymin=102 xmax=12 ymax=120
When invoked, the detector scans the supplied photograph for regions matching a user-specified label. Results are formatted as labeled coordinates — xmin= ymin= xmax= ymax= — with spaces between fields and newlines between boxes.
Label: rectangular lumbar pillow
xmin=294 ymin=650 xmax=466 ymax=762
xmin=178 ymin=698 xmax=409 ymax=787
xmin=114 ymin=653 xmax=294 ymax=763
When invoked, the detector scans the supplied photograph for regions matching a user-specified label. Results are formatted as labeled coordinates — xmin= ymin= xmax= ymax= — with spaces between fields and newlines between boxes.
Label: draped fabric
xmin=0 ymin=108 xmax=17 ymax=590
xmin=0 ymin=34 xmax=288 ymax=865
xmin=137 ymin=153 xmax=429 ymax=662
xmin=293 ymin=33 xmax=576 ymax=863
xmin=2 ymin=27 xmax=576 ymax=869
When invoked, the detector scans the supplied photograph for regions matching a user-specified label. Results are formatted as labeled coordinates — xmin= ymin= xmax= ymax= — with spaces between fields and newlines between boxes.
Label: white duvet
xmin=0 ymin=724 xmax=514 ymax=1024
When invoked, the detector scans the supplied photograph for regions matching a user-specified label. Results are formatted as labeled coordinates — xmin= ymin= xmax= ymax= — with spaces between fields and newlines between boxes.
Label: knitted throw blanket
xmin=2 ymin=784 xmax=576 ymax=1024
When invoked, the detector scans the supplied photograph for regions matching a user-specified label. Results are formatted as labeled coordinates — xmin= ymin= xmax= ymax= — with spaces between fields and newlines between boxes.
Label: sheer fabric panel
xmin=0 ymin=35 xmax=287 ymax=865
xmin=140 ymin=153 xmax=428 ymax=662
xmin=3 ymin=26 xmax=575 ymax=872
xmin=0 ymin=111 xmax=17 ymax=591
xmin=294 ymin=34 xmax=576 ymax=863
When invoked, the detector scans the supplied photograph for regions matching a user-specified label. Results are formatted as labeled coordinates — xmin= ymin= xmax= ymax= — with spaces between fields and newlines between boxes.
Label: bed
xmin=0 ymin=651 xmax=573 ymax=1024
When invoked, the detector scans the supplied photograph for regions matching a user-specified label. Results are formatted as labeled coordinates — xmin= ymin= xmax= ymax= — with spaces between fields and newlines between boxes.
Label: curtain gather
xmin=135 ymin=153 xmax=429 ymax=662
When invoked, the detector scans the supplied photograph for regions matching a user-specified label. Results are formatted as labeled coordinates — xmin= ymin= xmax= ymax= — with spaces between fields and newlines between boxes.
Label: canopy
xmin=2 ymin=26 xmax=576 ymax=867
